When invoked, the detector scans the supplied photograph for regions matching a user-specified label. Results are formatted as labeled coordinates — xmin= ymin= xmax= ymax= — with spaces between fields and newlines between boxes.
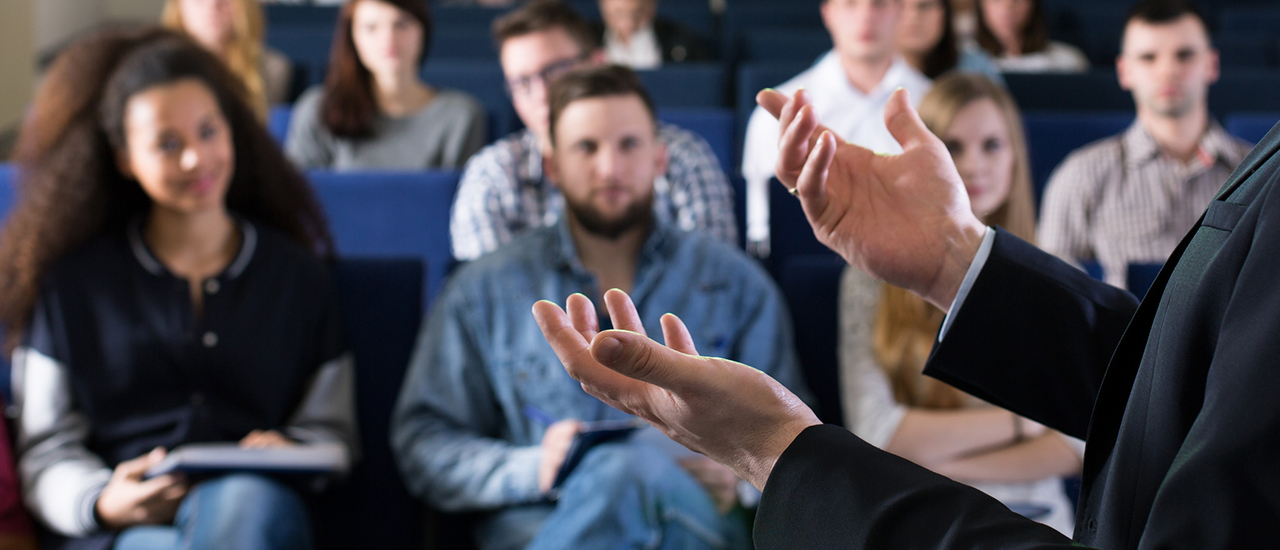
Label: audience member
xmin=594 ymin=0 xmax=711 ymax=69
xmin=450 ymin=0 xmax=735 ymax=261
xmin=0 ymin=29 xmax=355 ymax=549
xmin=1038 ymin=0 xmax=1250 ymax=290
xmin=840 ymin=73 xmax=1078 ymax=535
xmin=393 ymin=65 xmax=808 ymax=550
xmin=162 ymin=0 xmax=294 ymax=118
xmin=285 ymin=0 xmax=486 ymax=170
xmin=741 ymin=0 xmax=930 ymax=256
xmin=897 ymin=0 xmax=1002 ymax=83
xmin=975 ymin=0 xmax=1088 ymax=73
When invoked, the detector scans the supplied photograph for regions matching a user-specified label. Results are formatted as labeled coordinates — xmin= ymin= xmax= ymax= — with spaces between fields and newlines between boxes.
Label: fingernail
xmin=595 ymin=335 xmax=623 ymax=363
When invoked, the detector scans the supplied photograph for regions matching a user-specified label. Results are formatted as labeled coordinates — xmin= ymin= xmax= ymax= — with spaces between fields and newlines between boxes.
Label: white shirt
xmin=741 ymin=52 xmax=932 ymax=250
xmin=604 ymin=26 xmax=663 ymax=70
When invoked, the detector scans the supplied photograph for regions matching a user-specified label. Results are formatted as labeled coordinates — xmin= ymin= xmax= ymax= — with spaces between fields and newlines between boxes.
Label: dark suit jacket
xmin=592 ymin=18 xmax=712 ymax=63
xmin=754 ymin=119 xmax=1280 ymax=549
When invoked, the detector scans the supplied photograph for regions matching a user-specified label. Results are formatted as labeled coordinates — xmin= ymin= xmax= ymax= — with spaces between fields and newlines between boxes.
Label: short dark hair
xmin=1124 ymin=0 xmax=1210 ymax=39
xmin=491 ymin=0 xmax=597 ymax=55
xmin=547 ymin=65 xmax=656 ymax=146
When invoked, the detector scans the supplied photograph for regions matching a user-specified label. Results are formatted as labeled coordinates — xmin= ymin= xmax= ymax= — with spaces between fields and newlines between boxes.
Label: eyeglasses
xmin=504 ymin=55 xmax=588 ymax=97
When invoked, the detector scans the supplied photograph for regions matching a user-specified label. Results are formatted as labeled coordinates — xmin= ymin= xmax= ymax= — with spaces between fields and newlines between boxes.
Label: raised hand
xmin=757 ymin=88 xmax=986 ymax=310
xmin=533 ymin=289 xmax=820 ymax=490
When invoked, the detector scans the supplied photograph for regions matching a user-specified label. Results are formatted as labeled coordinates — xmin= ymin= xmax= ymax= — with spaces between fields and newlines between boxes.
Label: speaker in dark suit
xmin=754 ymin=120 xmax=1280 ymax=549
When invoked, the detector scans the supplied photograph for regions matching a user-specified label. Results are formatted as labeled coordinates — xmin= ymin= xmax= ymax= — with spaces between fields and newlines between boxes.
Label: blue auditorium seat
xmin=313 ymin=258 xmax=425 ymax=550
xmin=776 ymin=254 xmax=848 ymax=426
xmin=266 ymin=25 xmax=335 ymax=89
xmin=263 ymin=4 xmax=340 ymax=27
xmin=268 ymin=105 xmax=292 ymax=145
xmin=432 ymin=5 xmax=515 ymax=33
xmin=657 ymin=108 xmax=734 ymax=173
xmin=1126 ymin=263 xmax=1163 ymax=300
xmin=1209 ymin=71 xmax=1280 ymax=118
xmin=1216 ymin=34 xmax=1274 ymax=69
xmin=431 ymin=28 xmax=499 ymax=61
xmin=721 ymin=1 xmax=825 ymax=62
xmin=767 ymin=176 xmax=839 ymax=275
xmin=1220 ymin=6 xmax=1280 ymax=34
xmin=636 ymin=63 xmax=728 ymax=108
xmin=1022 ymin=111 xmax=1134 ymax=206
xmin=308 ymin=170 xmax=460 ymax=306
xmin=0 ymin=164 xmax=14 ymax=223
xmin=730 ymin=175 xmax=747 ymax=249
xmin=1004 ymin=71 xmax=1134 ymax=112
xmin=738 ymin=30 xmax=831 ymax=63
xmin=421 ymin=61 xmax=519 ymax=140
xmin=735 ymin=61 xmax=811 ymax=167
xmin=1225 ymin=112 xmax=1280 ymax=144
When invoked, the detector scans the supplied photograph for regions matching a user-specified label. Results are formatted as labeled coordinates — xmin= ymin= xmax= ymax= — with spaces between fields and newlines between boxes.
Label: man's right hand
xmin=757 ymin=88 xmax=987 ymax=311
xmin=537 ymin=419 xmax=584 ymax=494
xmin=94 ymin=447 xmax=189 ymax=530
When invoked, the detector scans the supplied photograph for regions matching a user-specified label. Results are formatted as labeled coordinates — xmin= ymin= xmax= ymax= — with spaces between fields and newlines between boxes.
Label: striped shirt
xmin=449 ymin=125 xmax=737 ymax=261
xmin=1037 ymin=120 xmax=1252 ymax=289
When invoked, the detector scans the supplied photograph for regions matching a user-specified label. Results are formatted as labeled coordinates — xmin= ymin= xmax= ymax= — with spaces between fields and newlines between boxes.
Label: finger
xmin=883 ymin=88 xmax=933 ymax=152
xmin=777 ymin=104 xmax=819 ymax=182
xmin=756 ymin=88 xmax=788 ymax=120
xmin=603 ymin=288 xmax=646 ymax=337
xmin=795 ymin=130 xmax=838 ymax=214
xmin=591 ymin=329 xmax=713 ymax=394
xmin=533 ymin=300 xmax=650 ymax=410
xmin=566 ymin=293 xmax=600 ymax=341
xmin=659 ymin=313 xmax=698 ymax=356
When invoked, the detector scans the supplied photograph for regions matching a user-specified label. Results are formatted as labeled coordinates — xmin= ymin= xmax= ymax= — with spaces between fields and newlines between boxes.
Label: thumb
xmin=883 ymin=88 xmax=932 ymax=152
xmin=591 ymin=329 xmax=704 ymax=393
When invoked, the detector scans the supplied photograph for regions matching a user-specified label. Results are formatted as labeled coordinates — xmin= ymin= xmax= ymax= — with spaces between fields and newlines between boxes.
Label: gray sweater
xmin=286 ymin=86 xmax=487 ymax=171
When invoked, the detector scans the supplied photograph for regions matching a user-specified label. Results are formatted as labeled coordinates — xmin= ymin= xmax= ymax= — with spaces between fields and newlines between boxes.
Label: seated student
xmin=393 ymin=65 xmax=810 ymax=550
xmin=594 ymin=0 xmax=711 ymax=69
xmin=285 ymin=0 xmax=486 ymax=170
xmin=1038 ymin=0 xmax=1250 ymax=291
xmin=839 ymin=73 xmax=1081 ymax=536
xmin=897 ymin=0 xmax=1003 ymax=84
xmin=161 ymin=0 xmax=293 ymax=118
xmin=741 ymin=0 xmax=931 ymax=256
xmin=975 ymin=0 xmax=1088 ymax=73
xmin=0 ymin=29 xmax=356 ymax=549
xmin=450 ymin=0 xmax=735 ymax=261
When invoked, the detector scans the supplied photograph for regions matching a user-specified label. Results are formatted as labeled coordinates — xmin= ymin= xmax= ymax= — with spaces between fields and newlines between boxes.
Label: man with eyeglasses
xmin=449 ymin=0 xmax=736 ymax=262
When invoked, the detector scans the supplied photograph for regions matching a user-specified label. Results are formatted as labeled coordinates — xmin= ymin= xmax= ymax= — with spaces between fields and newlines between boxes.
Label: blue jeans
xmin=113 ymin=474 xmax=312 ymax=550
xmin=473 ymin=442 xmax=750 ymax=550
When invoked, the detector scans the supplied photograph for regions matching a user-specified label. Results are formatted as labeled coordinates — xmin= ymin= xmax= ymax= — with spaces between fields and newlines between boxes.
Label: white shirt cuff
xmin=939 ymin=226 xmax=995 ymax=342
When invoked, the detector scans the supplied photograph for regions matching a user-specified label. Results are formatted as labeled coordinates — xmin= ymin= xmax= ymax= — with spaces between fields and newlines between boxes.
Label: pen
xmin=522 ymin=405 xmax=558 ymax=426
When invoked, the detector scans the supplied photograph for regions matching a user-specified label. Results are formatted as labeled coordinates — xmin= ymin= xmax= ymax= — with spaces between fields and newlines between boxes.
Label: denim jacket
xmin=391 ymin=217 xmax=809 ymax=512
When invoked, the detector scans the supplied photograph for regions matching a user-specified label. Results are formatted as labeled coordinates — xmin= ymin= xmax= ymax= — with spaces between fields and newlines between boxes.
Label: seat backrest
xmin=775 ymin=254 xmax=848 ymax=426
xmin=312 ymin=258 xmax=425 ymax=550
xmin=1209 ymin=70 xmax=1280 ymax=119
xmin=308 ymin=170 xmax=460 ymax=307
xmin=657 ymin=107 xmax=735 ymax=175
xmin=1225 ymin=112 xmax=1280 ymax=144
xmin=739 ymin=29 xmax=831 ymax=64
xmin=431 ymin=28 xmax=500 ymax=61
xmin=767 ymin=177 xmax=839 ymax=272
xmin=265 ymin=24 xmax=335 ymax=89
xmin=268 ymin=105 xmax=292 ymax=146
xmin=637 ymin=63 xmax=729 ymax=108
xmin=1022 ymin=111 xmax=1134 ymax=208
xmin=1004 ymin=71 xmax=1134 ymax=112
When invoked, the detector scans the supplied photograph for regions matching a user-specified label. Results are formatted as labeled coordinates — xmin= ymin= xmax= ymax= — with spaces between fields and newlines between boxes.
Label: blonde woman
xmin=162 ymin=0 xmax=294 ymax=118
xmin=838 ymin=73 xmax=1082 ymax=536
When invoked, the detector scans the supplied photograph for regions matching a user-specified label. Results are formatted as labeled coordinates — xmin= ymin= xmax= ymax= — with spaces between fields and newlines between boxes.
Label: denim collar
xmin=550 ymin=213 xmax=675 ymax=296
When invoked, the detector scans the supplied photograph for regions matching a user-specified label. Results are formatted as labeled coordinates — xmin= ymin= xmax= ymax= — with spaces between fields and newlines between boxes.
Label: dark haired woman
xmin=896 ymin=0 xmax=1003 ymax=84
xmin=285 ymin=0 xmax=486 ymax=170
xmin=975 ymin=0 xmax=1087 ymax=73
xmin=0 ymin=29 xmax=355 ymax=550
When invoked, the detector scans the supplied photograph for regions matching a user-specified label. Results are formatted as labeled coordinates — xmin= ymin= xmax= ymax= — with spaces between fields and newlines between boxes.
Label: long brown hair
xmin=161 ymin=0 xmax=270 ymax=119
xmin=918 ymin=0 xmax=960 ymax=79
xmin=0 ymin=28 xmax=333 ymax=353
xmin=975 ymin=0 xmax=1049 ymax=57
xmin=872 ymin=73 xmax=1035 ymax=409
xmin=320 ymin=0 xmax=433 ymax=138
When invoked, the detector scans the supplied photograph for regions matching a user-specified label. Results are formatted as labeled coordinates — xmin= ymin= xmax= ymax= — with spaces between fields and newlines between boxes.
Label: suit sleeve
xmin=755 ymin=425 xmax=1079 ymax=549
xmin=924 ymin=229 xmax=1139 ymax=439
